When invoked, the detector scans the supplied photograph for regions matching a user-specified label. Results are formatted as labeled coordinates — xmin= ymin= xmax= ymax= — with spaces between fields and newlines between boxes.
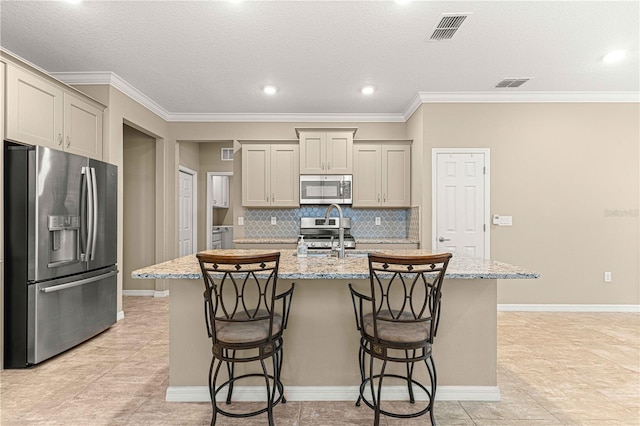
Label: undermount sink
xmin=293 ymin=251 xmax=369 ymax=258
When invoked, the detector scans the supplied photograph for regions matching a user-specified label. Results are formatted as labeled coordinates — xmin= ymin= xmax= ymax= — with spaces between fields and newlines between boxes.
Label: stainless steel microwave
xmin=300 ymin=175 xmax=352 ymax=205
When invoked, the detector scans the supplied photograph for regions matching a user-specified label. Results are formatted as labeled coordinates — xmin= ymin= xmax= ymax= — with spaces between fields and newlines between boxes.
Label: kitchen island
xmin=132 ymin=249 xmax=538 ymax=402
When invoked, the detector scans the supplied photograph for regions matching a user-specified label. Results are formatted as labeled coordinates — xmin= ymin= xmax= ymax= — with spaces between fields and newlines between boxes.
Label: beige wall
xmin=123 ymin=125 xmax=156 ymax=292
xmin=413 ymin=103 xmax=640 ymax=305
xmin=74 ymin=85 xmax=174 ymax=306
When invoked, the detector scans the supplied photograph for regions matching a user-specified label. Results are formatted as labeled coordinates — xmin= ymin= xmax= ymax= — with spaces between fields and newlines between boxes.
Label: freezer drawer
xmin=27 ymin=267 xmax=117 ymax=365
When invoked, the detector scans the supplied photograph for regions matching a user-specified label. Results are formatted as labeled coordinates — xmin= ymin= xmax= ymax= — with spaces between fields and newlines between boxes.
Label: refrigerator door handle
xmin=40 ymin=270 xmax=118 ymax=293
xmin=81 ymin=166 xmax=92 ymax=262
xmin=90 ymin=167 xmax=98 ymax=260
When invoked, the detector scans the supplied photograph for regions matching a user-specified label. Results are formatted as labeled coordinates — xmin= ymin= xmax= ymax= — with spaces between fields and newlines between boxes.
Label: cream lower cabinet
xmin=242 ymin=143 xmax=300 ymax=207
xmin=298 ymin=130 xmax=354 ymax=174
xmin=353 ymin=143 xmax=411 ymax=207
xmin=5 ymin=63 xmax=103 ymax=160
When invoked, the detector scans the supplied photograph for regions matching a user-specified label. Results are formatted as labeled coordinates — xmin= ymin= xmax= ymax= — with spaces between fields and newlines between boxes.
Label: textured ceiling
xmin=1 ymin=1 xmax=638 ymax=119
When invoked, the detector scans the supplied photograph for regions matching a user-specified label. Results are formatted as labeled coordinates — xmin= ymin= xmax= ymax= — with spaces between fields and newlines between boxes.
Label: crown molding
xmin=167 ymin=112 xmax=405 ymax=123
xmin=416 ymin=91 xmax=640 ymax=104
xmin=51 ymin=71 xmax=171 ymax=121
xmin=49 ymin=70 xmax=640 ymax=124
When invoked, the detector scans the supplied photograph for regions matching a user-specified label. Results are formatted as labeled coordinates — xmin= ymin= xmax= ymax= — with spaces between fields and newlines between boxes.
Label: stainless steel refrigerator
xmin=4 ymin=143 xmax=118 ymax=368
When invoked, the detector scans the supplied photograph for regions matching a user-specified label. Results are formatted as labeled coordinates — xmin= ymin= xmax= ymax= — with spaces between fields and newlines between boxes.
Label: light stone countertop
xmin=132 ymin=249 xmax=539 ymax=281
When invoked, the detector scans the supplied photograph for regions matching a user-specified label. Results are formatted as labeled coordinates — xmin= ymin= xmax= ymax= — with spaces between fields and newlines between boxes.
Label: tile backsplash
xmin=244 ymin=207 xmax=416 ymax=239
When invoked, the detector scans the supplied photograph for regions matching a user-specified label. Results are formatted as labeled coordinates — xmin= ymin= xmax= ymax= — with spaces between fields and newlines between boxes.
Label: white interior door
xmin=433 ymin=150 xmax=490 ymax=258
xmin=178 ymin=168 xmax=196 ymax=256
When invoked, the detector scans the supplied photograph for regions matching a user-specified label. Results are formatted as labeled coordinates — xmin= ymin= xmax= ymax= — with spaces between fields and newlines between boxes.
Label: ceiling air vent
xmin=495 ymin=78 xmax=532 ymax=88
xmin=428 ymin=13 xmax=470 ymax=41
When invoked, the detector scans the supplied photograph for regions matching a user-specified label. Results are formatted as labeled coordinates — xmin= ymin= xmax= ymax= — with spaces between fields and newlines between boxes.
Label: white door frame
xmin=431 ymin=148 xmax=491 ymax=258
xmin=179 ymin=166 xmax=198 ymax=254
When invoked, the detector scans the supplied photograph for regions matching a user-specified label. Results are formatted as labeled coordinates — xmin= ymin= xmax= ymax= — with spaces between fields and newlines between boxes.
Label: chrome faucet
xmin=325 ymin=203 xmax=345 ymax=259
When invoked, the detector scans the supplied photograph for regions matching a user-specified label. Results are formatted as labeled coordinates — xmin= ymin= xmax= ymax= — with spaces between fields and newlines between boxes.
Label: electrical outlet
xmin=604 ymin=271 xmax=612 ymax=282
xmin=375 ymin=217 xmax=381 ymax=226
xmin=271 ymin=217 xmax=277 ymax=225
xmin=237 ymin=216 xmax=244 ymax=226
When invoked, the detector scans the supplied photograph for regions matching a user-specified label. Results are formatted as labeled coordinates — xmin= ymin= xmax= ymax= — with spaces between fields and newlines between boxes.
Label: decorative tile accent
xmin=244 ymin=207 xmax=410 ymax=238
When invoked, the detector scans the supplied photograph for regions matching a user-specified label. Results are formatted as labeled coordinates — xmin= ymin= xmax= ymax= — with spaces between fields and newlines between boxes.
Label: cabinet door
xmin=382 ymin=144 xmax=411 ymax=207
xmin=242 ymin=144 xmax=271 ymax=206
xmin=221 ymin=176 xmax=229 ymax=207
xmin=299 ymin=132 xmax=326 ymax=174
xmin=352 ymin=144 xmax=382 ymax=207
xmin=63 ymin=93 xmax=103 ymax=160
xmin=6 ymin=64 xmax=63 ymax=148
xmin=211 ymin=176 xmax=222 ymax=207
xmin=271 ymin=144 xmax=300 ymax=207
xmin=326 ymin=131 xmax=353 ymax=174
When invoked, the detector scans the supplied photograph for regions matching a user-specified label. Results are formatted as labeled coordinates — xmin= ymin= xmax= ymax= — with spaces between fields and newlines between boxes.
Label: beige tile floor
xmin=1 ymin=297 xmax=639 ymax=425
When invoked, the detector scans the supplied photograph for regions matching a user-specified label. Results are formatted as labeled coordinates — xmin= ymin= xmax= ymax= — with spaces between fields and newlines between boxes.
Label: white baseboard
xmin=117 ymin=310 xmax=125 ymax=321
xmin=122 ymin=289 xmax=170 ymax=298
xmin=165 ymin=385 xmax=500 ymax=403
xmin=498 ymin=304 xmax=640 ymax=312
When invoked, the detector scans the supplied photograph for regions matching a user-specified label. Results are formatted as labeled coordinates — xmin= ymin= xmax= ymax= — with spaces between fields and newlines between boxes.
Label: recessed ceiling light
xmin=361 ymin=86 xmax=375 ymax=95
xmin=602 ymin=50 xmax=626 ymax=64
xmin=263 ymin=85 xmax=278 ymax=95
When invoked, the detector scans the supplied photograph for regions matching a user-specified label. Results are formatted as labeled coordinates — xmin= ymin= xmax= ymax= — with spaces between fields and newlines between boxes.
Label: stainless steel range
xmin=300 ymin=217 xmax=356 ymax=249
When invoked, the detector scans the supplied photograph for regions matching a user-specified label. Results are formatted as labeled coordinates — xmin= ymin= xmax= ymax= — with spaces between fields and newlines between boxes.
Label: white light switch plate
xmin=271 ymin=217 xmax=277 ymax=225
xmin=238 ymin=216 xmax=244 ymax=226
xmin=375 ymin=217 xmax=381 ymax=226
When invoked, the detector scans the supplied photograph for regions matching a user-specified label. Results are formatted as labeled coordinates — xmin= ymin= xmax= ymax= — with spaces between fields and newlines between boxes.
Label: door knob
xmin=438 ymin=237 xmax=451 ymax=242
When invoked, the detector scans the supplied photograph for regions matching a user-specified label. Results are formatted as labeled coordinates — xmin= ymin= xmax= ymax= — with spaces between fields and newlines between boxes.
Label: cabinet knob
xmin=383 ymin=194 xmax=387 ymax=202
xmin=328 ymin=162 xmax=331 ymax=170
xmin=377 ymin=194 xmax=381 ymax=202
xmin=58 ymin=133 xmax=63 ymax=146
xmin=66 ymin=136 xmax=71 ymax=148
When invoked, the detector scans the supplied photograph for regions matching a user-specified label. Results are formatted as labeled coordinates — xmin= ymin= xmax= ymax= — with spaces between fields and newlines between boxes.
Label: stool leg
xmin=276 ymin=344 xmax=286 ymax=403
xmin=210 ymin=357 xmax=223 ymax=426
xmin=225 ymin=350 xmax=235 ymax=404
xmin=373 ymin=359 xmax=388 ymax=426
xmin=406 ymin=349 xmax=416 ymax=403
xmin=426 ymin=355 xmax=437 ymax=425
xmin=356 ymin=341 xmax=365 ymax=407
xmin=260 ymin=358 xmax=275 ymax=426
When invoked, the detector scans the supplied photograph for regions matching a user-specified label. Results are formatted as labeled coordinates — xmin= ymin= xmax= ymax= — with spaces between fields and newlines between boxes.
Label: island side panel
xmin=434 ymin=278 xmax=498 ymax=386
xmin=169 ymin=278 xmax=211 ymax=386
xmin=168 ymin=277 xmax=497 ymax=389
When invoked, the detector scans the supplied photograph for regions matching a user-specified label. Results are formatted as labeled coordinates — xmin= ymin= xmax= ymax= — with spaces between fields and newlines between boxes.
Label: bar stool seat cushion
xmin=363 ymin=310 xmax=429 ymax=343
xmin=216 ymin=311 xmax=283 ymax=344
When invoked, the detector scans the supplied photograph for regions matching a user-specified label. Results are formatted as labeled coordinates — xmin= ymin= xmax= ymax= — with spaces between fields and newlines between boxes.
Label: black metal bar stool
xmin=349 ymin=252 xmax=452 ymax=425
xmin=196 ymin=252 xmax=294 ymax=426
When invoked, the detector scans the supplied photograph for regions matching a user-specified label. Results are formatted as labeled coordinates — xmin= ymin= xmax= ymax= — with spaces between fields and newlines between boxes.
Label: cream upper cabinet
xmin=6 ymin=63 xmax=64 ymax=148
xmin=5 ymin=63 xmax=104 ymax=160
xmin=353 ymin=142 xmax=411 ymax=207
xmin=298 ymin=130 xmax=354 ymax=174
xmin=242 ymin=143 xmax=299 ymax=207
xmin=63 ymin=92 xmax=103 ymax=159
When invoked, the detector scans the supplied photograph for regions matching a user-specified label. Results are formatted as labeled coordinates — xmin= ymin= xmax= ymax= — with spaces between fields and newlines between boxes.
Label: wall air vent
xmin=221 ymin=147 xmax=234 ymax=161
xmin=428 ymin=13 xmax=471 ymax=41
xmin=495 ymin=78 xmax=532 ymax=88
